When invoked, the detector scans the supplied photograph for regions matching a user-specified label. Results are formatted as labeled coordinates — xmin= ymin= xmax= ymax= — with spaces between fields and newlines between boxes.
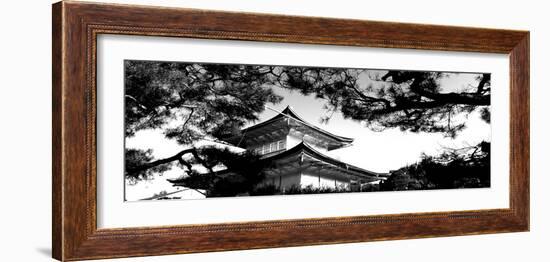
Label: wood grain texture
xmin=509 ymin=35 xmax=530 ymax=227
xmin=52 ymin=1 xmax=530 ymax=261
xmin=52 ymin=2 xmax=63 ymax=260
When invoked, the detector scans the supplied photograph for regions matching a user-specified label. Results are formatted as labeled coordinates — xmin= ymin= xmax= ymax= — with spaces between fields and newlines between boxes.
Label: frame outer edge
xmin=510 ymin=33 xmax=530 ymax=230
xmin=52 ymin=1 xmax=531 ymax=260
xmin=52 ymin=2 xmax=64 ymax=261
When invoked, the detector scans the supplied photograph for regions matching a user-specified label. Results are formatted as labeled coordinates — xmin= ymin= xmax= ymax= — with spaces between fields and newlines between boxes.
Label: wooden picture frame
xmin=52 ymin=1 xmax=529 ymax=261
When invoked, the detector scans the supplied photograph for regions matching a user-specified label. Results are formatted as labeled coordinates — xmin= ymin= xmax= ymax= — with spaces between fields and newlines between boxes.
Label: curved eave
xmin=169 ymin=142 xmax=387 ymax=186
xmin=282 ymin=106 xmax=354 ymax=144
xmin=222 ymin=106 xmax=354 ymax=146
xmin=262 ymin=142 xmax=386 ymax=179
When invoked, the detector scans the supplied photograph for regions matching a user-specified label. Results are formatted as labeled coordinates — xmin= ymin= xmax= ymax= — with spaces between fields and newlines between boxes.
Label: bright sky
xmin=125 ymin=70 xmax=490 ymax=201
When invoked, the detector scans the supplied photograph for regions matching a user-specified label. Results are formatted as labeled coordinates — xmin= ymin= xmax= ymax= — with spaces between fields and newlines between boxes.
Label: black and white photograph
xmin=124 ymin=60 xmax=491 ymax=201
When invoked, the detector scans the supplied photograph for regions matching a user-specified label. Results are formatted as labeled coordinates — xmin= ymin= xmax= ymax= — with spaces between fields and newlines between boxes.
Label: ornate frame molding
xmin=53 ymin=1 xmax=529 ymax=261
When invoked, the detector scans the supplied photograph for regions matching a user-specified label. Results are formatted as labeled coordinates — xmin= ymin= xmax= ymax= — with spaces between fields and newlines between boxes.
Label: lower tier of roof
xmin=169 ymin=142 xmax=388 ymax=187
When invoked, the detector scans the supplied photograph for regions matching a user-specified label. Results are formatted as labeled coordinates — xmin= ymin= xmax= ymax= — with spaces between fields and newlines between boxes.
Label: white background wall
xmin=0 ymin=0 xmax=547 ymax=261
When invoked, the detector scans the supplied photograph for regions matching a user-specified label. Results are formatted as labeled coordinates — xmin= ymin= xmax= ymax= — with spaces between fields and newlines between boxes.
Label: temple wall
xmin=300 ymin=172 xmax=350 ymax=190
xmin=259 ymin=172 xmax=301 ymax=190
xmin=300 ymin=173 xmax=319 ymax=188
xmin=281 ymin=173 xmax=301 ymax=190
xmin=258 ymin=170 xmax=352 ymax=192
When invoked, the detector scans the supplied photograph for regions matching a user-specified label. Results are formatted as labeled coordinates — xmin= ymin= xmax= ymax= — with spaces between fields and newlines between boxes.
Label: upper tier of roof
xmin=222 ymin=106 xmax=354 ymax=150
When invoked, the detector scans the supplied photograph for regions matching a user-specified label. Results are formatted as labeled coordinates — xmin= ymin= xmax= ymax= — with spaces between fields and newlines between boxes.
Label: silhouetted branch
xmin=126 ymin=148 xmax=196 ymax=175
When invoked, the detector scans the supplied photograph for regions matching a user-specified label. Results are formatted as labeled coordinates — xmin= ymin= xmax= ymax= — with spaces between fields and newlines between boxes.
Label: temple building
xmin=216 ymin=106 xmax=388 ymax=192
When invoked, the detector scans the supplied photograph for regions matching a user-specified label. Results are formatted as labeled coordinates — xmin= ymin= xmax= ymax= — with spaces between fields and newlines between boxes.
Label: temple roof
xmin=262 ymin=142 xmax=387 ymax=180
xmin=168 ymin=142 xmax=387 ymax=187
xmin=222 ymin=106 xmax=354 ymax=150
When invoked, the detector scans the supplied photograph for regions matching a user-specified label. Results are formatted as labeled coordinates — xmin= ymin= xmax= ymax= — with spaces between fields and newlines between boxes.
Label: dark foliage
xmin=125 ymin=61 xmax=282 ymax=141
xmin=124 ymin=61 xmax=283 ymax=184
xmin=125 ymin=148 xmax=171 ymax=183
xmin=250 ymin=184 xmax=352 ymax=195
xmin=283 ymin=185 xmax=350 ymax=195
xmin=380 ymin=141 xmax=490 ymax=191
xmin=360 ymin=183 xmax=380 ymax=192
xmin=250 ymin=184 xmax=280 ymax=196
xmin=275 ymin=69 xmax=490 ymax=138
xmin=170 ymin=147 xmax=272 ymax=197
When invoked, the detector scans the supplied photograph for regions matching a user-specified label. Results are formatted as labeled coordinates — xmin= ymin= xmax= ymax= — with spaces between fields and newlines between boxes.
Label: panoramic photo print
xmin=124 ymin=60 xmax=491 ymax=201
